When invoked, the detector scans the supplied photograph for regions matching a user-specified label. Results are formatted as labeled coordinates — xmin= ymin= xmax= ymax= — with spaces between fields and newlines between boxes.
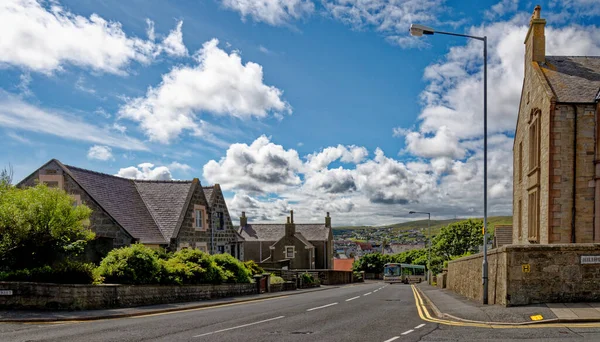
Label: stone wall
xmin=447 ymin=244 xmax=600 ymax=306
xmin=0 ymin=282 xmax=257 ymax=310
xmin=173 ymin=182 xmax=212 ymax=251
xmin=209 ymin=186 xmax=243 ymax=259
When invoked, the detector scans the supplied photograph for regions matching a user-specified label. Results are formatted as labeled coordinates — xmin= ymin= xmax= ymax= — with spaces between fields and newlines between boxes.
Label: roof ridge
xmin=546 ymin=55 xmax=600 ymax=58
xmin=133 ymin=182 xmax=168 ymax=242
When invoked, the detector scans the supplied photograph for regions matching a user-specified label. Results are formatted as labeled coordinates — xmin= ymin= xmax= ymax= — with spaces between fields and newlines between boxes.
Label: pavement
xmin=3 ymin=281 xmax=600 ymax=341
xmin=416 ymin=282 xmax=600 ymax=324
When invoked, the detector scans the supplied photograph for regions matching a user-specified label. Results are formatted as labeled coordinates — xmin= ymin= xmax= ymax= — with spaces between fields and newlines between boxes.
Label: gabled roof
xmin=66 ymin=165 xmax=166 ymax=244
xmin=540 ymin=56 xmax=600 ymax=103
xmin=238 ymin=223 xmax=330 ymax=242
xmin=135 ymin=180 xmax=195 ymax=241
xmin=22 ymin=160 xmax=205 ymax=245
xmin=293 ymin=232 xmax=314 ymax=248
xmin=202 ymin=186 xmax=215 ymax=205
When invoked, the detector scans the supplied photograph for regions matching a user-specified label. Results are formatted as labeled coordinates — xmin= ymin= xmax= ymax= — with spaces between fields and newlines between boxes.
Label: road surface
xmin=1 ymin=282 xmax=600 ymax=341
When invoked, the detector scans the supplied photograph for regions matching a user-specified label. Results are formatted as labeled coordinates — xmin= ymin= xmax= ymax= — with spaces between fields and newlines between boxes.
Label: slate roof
xmin=62 ymin=163 xmax=197 ymax=244
xmin=540 ymin=56 xmax=600 ymax=103
xmin=202 ymin=186 xmax=214 ymax=205
xmin=239 ymin=223 xmax=330 ymax=242
xmin=135 ymin=181 xmax=194 ymax=241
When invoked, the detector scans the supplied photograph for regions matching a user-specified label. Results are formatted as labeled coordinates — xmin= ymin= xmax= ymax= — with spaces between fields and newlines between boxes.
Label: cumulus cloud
xmin=160 ymin=20 xmax=188 ymax=57
xmin=0 ymin=0 xmax=186 ymax=75
xmin=119 ymin=39 xmax=290 ymax=143
xmin=403 ymin=126 xmax=465 ymax=159
xmin=116 ymin=163 xmax=173 ymax=180
xmin=221 ymin=0 xmax=315 ymax=25
xmin=87 ymin=145 xmax=114 ymax=161
xmin=0 ymin=91 xmax=147 ymax=151
xmin=304 ymin=167 xmax=357 ymax=194
xmin=168 ymin=161 xmax=192 ymax=172
xmin=305 ymin=145 xmax=368 ymax=170
xmin=203 ymin=135 xmax=303 ymax=193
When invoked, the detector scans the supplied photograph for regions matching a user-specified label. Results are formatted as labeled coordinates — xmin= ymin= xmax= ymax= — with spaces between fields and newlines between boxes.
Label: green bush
xmin=270 ymin=274 xmax=285 ymax=284
xmin=160 ymin=249 xmax=225 ymax=285
xmin=213 ymin=253 xmax=251 ymax=283
xmin=243 ymin=260 xmax=264 ymax=276
xmin=0 ymin=261 xmax=98 ymax=284
xmin=96 ymin=244 xmax=161 ymax=285
xmin=301 ymin=272 xmax=315 ymax=284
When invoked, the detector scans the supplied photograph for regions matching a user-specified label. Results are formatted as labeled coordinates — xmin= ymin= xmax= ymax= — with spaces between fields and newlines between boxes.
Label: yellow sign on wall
xmin=522 ymin=264 xmax=531 ymax=273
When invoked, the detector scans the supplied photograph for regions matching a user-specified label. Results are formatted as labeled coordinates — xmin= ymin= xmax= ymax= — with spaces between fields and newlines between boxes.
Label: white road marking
xmin=373 ymin=290 xmax=378 ymax=293
xmin=346 ymin=296 xmax=360 ymax=302
xmin=401 ymin=329 xmax=414 ymax=335
xmin=194 ymin=316 xmax=285 ymax=337
xmin=364 ymin=292 xmax=372 ymax=296
xmin=306 ymin=302 xmax=338 ymax=311
xmin=415 ymin=324 xmax=426 ymax=329
xmin=383 ymin=337 xmax=400 ymax=342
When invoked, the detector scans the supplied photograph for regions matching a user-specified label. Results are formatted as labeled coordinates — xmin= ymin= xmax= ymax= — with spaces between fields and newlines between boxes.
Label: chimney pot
xmin=290 ymin=210 xmax=294 ymax=223
xmin=287 ymin=216 xmax=290 ymax=224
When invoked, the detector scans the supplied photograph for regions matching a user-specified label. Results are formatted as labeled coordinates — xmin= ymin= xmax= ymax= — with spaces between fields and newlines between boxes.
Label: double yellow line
xmin=410 ymin=285 xmax=600 ymax=329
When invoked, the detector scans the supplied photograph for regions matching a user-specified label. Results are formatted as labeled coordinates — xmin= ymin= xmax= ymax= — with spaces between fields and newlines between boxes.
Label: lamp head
xmin=409 ymin=24 xmax=435 ymax=37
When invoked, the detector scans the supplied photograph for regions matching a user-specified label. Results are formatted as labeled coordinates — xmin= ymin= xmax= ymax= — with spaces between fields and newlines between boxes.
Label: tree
xmin=0 ymin=164 xmax=13 ymax=188
xmin=352 ymin=253 xmax=392 ymax=273
xmin=432 ymin=219 xmax=483 ymax=261
xmin=0 ymin=184 xmax=94 ymax=270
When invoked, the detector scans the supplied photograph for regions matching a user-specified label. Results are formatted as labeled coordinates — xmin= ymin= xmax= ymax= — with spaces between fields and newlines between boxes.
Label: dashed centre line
xmin=415 ymin=323 xmax=426 ymax=329
xmin=401 ymin=329 xmax=414 ymax=335
xmin=346 ymin=296 xmax=360 ymax=302
xmin=383 ymin=337 xmax=400 ymax=342
xmin=194 ymin=316 xmax=285 ymax=337
xmin=364 ymin=292 xmax=372 ymax=296
xmin=306 ymin=302 xmax=338 ymax=311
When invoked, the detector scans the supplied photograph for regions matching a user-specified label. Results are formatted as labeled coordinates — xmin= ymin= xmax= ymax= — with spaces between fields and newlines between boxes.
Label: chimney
xmin=285 ymin=212 xmax=296 ymax=237
xmin=325 ymin=212 xmax=331 ymax=228
xmin=240 ymin=211 xmax=247 ymax=228
xmin=524 ymin=5 xmax=546 ymax=64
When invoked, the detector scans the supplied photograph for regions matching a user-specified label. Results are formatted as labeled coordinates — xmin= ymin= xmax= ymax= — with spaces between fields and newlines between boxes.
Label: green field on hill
xmin=333 ymin=216 xmax=512 ymax=235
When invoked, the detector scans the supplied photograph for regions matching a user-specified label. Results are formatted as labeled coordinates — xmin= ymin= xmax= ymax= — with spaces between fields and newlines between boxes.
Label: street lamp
xmin=409 ymin=23 xmax=489 ymax=304
xmin=409 ymin=211 xmax=431 ymax=283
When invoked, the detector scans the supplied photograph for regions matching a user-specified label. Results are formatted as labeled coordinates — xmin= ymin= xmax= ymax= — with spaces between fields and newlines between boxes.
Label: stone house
xmin=17 ymin=159 xmax=243 ymax=259
xmin=238 ymin=211 xmax=334 ymax=269
xmin=513 ymin=6 xmax=600 ymax=244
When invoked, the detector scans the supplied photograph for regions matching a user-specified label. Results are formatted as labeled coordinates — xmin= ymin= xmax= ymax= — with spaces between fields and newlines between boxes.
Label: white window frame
xmin=194 ymin=205 xmax=207 ymax=231
xmin=285 ymin=246 xmax=295 ymax=259
xmin=217 ymin=245 xmax=225 ymax=254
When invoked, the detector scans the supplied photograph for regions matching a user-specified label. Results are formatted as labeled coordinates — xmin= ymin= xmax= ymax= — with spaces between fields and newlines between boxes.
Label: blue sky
xmin=2 ymin=0 xmax=600 ymax=225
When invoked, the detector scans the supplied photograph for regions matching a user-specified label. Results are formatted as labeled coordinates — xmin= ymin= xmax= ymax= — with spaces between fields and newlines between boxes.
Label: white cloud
xmin=6 ymin=131 xmax=32 ymax=144
xmin=221 ymin=0 xmax=314 ymax=25
xmin=87 ymin=145 xmax=114 ymax=161
xmin=485 ymin=0 xmax=518 ymax=19
xmin=75 ymin=76 xmax=96 ymax=94
xmin=0 ymin=0 xmax=187 ymax=75
xmin=0 ymin=91 xmax=147 ymax=151
xmin=116 ymin=163 xmax=173 ymax=180
xmin=168 ymin=161 xmax=192 ymax=172
xmin=403 ymin=126 xmax=465 ymax=159
xmin=119 ymin=39 xmax=290 ymax=143
xmin=160 ymin=20 xmax=188 ymax=57
xmin=324 ymin=0 xmax=445 ymax=48
xmin=17 ymin=72 xmax=32 ymax=97
xmin=305 ymin=145 xmax=368 ymax=170
xmin=203 ymin=135 xmax=303 ymax=193
xmin=259 ymin=45 xmax=271 ymax=54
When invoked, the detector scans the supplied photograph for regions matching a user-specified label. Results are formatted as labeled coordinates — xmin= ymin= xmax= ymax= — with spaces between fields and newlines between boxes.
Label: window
xmin=528 ymin=190 xmax=539 ymax=242
xmin=517 ymin=199 xmax=523 ymax=238
xmin=45 ymin=181 xmax=59 ymax=188
xmin=197 ymin=243 xmax=208 ymax=253
xmin=70 ymin=194 xmax=82 ymax=208
xmin=518 ymin=142 xmax=523 ymax=182
xmin=216 ymin=212 xmax=224 ymax=230
xmin=217 ymin=245 xmax=225 ymax=254
xmin=193 ymin=205 xmax=207 ymax=231
xmin=285 ymin=246 xmax=295 ymax=259
xmin=529 ymin=111 xmax=540 ymax=172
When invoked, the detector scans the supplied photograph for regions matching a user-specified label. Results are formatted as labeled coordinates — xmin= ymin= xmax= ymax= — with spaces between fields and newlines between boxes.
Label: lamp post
xmin=409 ymin=211 xmax=431 ymax=282
xmin=409 ymin=23 xmax=489 ymax=304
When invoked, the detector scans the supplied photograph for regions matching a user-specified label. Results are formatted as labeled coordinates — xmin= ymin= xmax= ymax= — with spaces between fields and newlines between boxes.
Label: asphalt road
xmin=2 ymin=282 xmax=600 ymax=341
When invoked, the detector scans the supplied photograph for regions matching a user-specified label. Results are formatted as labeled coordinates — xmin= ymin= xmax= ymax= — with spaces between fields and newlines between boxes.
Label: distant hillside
xmin=334 ymin=216 xmax=512 ymax=235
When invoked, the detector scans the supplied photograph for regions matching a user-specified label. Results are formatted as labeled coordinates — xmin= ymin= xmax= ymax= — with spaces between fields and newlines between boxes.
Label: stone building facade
xmin=513 ymin=6 xmax=600 ymax=244
xmin=18 ymin=159 xmax=243 ymax=259
xmin=238 ymin=211 xmax=334 ymax=269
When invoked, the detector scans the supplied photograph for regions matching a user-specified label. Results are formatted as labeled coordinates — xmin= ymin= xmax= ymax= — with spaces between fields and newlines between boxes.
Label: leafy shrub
xmin=0 ymin=261 xmax=98 ymax=284
xmin=213 ymin=253 xmax=251 ymax=283
xmin=243 ymin=260 xmax=264 ymax=276
xmin=301 ymin=272 xmax=315 ymax=284
xmin=160 ymin=249 xmax=225 ymax=285
xmin=96 ymin=244 xmax=161 ymax=285
xmin=270 ymin=274 xmax=285 ymax=284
